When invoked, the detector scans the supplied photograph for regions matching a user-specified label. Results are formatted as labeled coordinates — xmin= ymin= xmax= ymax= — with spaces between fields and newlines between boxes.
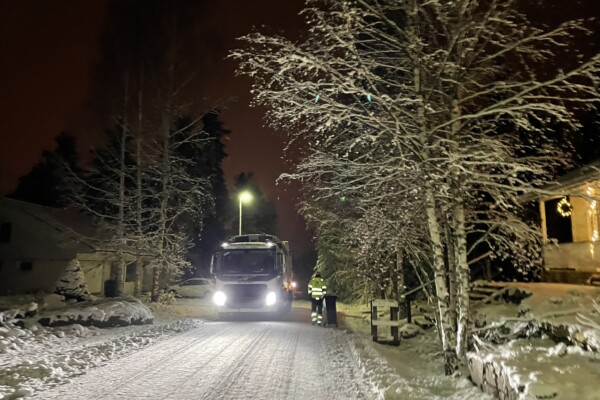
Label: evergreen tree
xmin=55 ymin=259 xmax=92 ymax=302
xmin=11 ymin=132 xmax=79 ymax=207
xmin=233 ymin=172 xmax=277 ymax=235
xmin=182 ymin=110 xmax=230 ymax=276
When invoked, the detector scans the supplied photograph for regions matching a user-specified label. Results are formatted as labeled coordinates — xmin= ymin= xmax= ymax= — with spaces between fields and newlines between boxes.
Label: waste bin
xmin=104 ymin=279 xmax=118 ymax=297
xmin=324 ymin=295 xmax=337 ymax=327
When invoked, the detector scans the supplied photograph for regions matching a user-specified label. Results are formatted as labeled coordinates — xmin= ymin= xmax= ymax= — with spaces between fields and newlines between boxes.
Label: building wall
xmin=1 ymin=199 xmax=158 ymax=296
xmin=0 ymin=201 xmax=88 ymax=294
xmin=0 ymin=259 xmax=67 ymax=294
xmin=571 ymin=196 xmax=592 ymax=242
xmin=541 ymin=183 xmax=600 ymax=275
xmin=80 ymin=261 xmax=108 ymax=295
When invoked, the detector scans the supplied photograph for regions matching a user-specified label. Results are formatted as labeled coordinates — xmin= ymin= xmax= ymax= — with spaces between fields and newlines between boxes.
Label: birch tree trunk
xmin=134 ymin=69 xmax=144 ymax=297
xmin=449 ymin=87 xmax=469 ymax=360
xmin=115 ymin=74 xmax=129 ymax=297
xmin=413 ymin=22 xmax=458 ymax=368
xmin=446 ymin=214 xmax=458 ymax=336
xmin=452 ymin=196 xmax=470 ymax=359
xmin=151 ymin=52 xmax=175 ymax=302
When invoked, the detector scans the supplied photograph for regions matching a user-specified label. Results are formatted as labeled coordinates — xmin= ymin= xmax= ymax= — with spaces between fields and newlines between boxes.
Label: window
xmin=19 ymin=261 xmax=33 ymax=271
xmin=0 ymin=222 xmax=11 ymax=243
xmin=126 ymin=263 xmax=137 ymax=282
xmin=545 ymin=198 xmax=573 ymax=243
xmin=220 ymin=249 xmax=275 ymax=274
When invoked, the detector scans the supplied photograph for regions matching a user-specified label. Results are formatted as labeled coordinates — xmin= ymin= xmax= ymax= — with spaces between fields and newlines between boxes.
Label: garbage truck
xmin=210 ymin=234 xmax=294 ymax=318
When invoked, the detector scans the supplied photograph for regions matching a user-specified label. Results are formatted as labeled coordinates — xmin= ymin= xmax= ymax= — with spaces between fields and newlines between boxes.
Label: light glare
xmin=213 ymin=291 xmax=227 ymax=306
xmin=239 ymin=191 xmax=253 ymax=203
xmin=265 ymin=291 xmax=276 ymax=306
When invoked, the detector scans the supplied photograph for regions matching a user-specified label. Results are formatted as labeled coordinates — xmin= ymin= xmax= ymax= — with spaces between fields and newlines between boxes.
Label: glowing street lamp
xmin=238 ymin=191 xmax=253 ymax=235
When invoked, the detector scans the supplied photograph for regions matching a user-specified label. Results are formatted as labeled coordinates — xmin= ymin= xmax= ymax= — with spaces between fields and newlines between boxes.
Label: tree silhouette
xmin=11 ymin=132 xmax=79 ymax=207
xmin=233 ymin=172 xmax=277 ymax=236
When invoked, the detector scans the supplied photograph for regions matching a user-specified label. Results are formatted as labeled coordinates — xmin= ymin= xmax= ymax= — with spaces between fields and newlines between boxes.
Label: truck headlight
xmin=265 ymin=291 xmax=277 ymax=306
xmin=213 ymin=291 xmax=226 ymax=306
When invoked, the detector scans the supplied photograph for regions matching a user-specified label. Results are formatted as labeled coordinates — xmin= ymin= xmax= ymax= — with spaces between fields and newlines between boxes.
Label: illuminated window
xmin=545 ymin=198 xmax=573 ymax=243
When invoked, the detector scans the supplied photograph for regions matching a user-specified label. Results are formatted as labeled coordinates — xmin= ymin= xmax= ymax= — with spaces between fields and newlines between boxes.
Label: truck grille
xmin=224 ymin=284 xmax=268 ymax=308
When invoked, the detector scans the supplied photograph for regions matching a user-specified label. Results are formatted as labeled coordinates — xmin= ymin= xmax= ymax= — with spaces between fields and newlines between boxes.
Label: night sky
xmin=0 ymin=0 xmax=598 ymax=257
xmin=0 ymin=0 xmax=311 ymax=255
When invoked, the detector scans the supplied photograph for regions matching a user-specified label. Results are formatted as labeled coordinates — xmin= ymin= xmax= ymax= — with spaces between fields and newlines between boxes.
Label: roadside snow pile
xmin=37 ymin=297 xmax=153 ymax=328
xmin=349 ymin=329 xmax=490 ymax=399
xmin=339 ymin=303 xmax=489 ymax=399
xmin=469 ymin=282 xmax=600 ymax=400
xmin=2 ymin=294 xmax=152 ymax=329
xmin=0 ymin=303 xmax=37 ymax=324
xmin=0 ymin=318 xmax=203 ymax=400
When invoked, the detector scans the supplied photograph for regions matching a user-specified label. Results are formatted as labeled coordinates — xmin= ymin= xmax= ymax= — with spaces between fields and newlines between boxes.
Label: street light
xmin=238 ymin=191 xmax=253 ymax=235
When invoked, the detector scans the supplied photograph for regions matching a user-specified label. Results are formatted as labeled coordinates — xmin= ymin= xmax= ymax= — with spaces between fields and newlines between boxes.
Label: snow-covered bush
xmin=38 ymin=297 xmax=153 ymax=328
xmin=139 ymin=290 xmax=177 ymax=305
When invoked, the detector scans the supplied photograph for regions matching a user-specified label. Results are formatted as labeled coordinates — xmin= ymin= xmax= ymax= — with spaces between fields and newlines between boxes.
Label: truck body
xmin=210 ymin=234 xmax=294 ymax=317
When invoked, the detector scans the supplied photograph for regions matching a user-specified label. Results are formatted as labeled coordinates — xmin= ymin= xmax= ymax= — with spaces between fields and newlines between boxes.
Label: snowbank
xmin=0 ymin=318 xmax=203 ymax=399
xmin=37 ymin=297 xmax=153 ymax=328
xmin=0 ymin=292 xmax=204 ymax=399
xmin=336 ymin=302 xmax=490 ymax=399
xmin=469 ymin=282 xmax=600 ymax=400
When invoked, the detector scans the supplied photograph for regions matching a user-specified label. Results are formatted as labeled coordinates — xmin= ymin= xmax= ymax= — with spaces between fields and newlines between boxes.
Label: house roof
xmin=0 ymin=197 xmax=105 ymax=251
xmin=537 ymin=160 xmax=600 ymax=199
xmin=551 ymin=160 xmax=600 ymax=191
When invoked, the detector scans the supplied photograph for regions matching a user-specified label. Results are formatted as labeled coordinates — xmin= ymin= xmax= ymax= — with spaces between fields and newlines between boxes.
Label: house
xmin=0 ymin=197 xmax=154 ymax=296
xmin=538 ymin=161 xmax=600 ymax=283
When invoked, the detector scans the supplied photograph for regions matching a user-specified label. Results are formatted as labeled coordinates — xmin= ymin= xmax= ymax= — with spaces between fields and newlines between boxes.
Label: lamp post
xmin=238 ymin=191 xmax=253 ymax=235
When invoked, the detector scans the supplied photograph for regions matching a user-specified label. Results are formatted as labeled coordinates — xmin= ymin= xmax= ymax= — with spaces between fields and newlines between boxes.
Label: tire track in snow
xmin=93 ymin=323 xmax=233 ymax=399
xmin=32 ymin=320 xmax=376 ymax=400
xmin=196 ymin=324 xmax=271 ymax=400
xmin=106 ymin=323 xmax=244 ymax=400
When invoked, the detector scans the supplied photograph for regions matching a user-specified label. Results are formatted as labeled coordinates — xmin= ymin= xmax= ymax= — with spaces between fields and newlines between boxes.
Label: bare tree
xmin=233 ymin=0 xmax=600 ymax=373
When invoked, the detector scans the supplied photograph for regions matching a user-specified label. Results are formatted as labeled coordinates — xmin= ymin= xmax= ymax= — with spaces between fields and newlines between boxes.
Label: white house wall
xmin=571 ymin=197 xmax=592 ymax=242
xmin=0 ymin=201 xmax=89 ymax=294
xmin=0 ymin=259 xmax=67 ymax=294
xmin=79 ymin=261 xmax=105 ymax=295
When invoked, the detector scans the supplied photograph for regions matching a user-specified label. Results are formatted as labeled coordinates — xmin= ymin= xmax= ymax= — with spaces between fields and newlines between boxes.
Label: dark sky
xmin=0 ymin=0 xmax=312 ymax=255
xmin=0 ymin=0 xmax=598 ymax=258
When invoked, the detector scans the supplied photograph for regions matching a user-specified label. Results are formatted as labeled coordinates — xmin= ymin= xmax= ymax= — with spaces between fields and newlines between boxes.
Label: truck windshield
xmin=219 ymin=249 xmax=275 ymax=275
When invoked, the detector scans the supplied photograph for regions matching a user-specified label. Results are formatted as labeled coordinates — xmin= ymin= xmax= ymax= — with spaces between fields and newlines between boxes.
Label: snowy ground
xmin=1 ymin=285 xmax=595 ymax=399
xmin=470 ymin=282 xmax=600 ymax=399
xmin=0 ymin=295 xmax=200 ymax=399
xmin=30 ymin=314 xmax=373 ymax=400
xmin=334 ymin=302 xmax=489 ymax=400
xmin=1 ymin=295 xmax=490 ymax=400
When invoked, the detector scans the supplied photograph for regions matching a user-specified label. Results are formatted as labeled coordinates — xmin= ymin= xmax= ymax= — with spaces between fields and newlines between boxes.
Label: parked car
xmin=167 ymin=278 xmax=214 ymax=298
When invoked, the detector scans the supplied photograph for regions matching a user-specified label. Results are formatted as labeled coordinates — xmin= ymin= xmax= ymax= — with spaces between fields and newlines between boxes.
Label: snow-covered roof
xmin=0 ymin=197 xmax=105 ymax=251
xmin=543 ymin=160 xmax=600 ymax=194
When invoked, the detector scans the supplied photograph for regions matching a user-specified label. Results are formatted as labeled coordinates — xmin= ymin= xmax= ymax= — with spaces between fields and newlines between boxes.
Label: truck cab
xmin=210 ymin=234 xmax=294 ymax=318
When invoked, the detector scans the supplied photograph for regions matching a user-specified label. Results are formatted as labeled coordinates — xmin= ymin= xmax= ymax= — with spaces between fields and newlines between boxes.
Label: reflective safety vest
xmin=308 ymin=277 xmax=327 ymax=300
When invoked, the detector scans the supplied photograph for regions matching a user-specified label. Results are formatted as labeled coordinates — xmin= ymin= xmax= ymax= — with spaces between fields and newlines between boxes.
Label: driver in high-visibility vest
xmin=308 ymin=272 xmax=327 ymax=325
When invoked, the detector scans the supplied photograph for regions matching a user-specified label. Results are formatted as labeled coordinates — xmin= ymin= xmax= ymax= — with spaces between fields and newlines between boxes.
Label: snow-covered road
xmin=33 ymin=311 xmax=375 ymax=400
